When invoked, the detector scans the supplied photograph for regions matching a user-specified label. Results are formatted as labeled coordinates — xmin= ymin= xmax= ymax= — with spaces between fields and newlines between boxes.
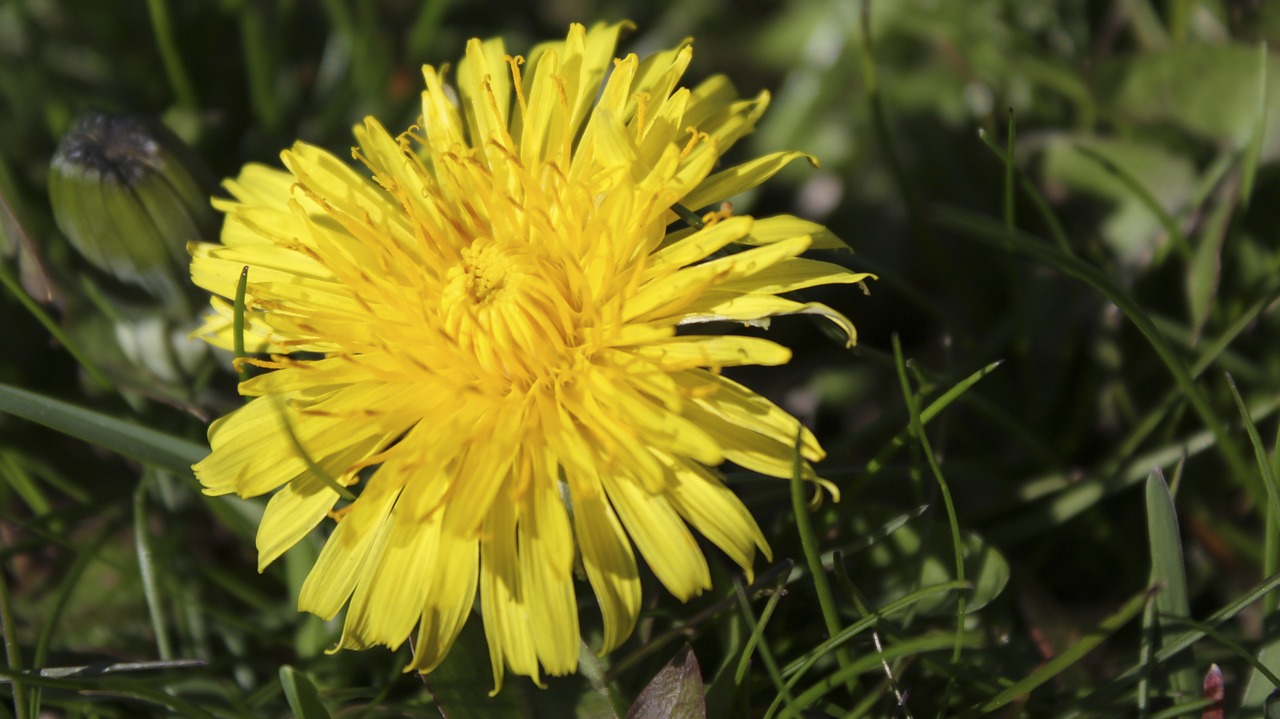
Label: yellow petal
xmin=407 ymin=515 xmax=479 ymax=673
xmin=662 ymin=457 xmax=771 ymax=578
xmin=298 ymin=485 xmax=399 ymax=620
xmin=681 ymin=151 xmax=816 ymax=210
xmin=627 ymin=233 xmax=811 ymax=323
xmin=631 ymin=335 xmax=792 ymax=370
xmin=569 ymin=472 xmax=640 ymax=653
xmin=679 ymin=294 xmax=860 ymax=347
xmin=519 ymin=485 xmax=579 ymax=675
xmin=340 ymin=500 xmax=442 ymax=650
xmin=601 ymin=471 xmax=710 ymax=601
xmin=257 ymin=473 xmax=340 ymax=571
xmin=480 ymin=496 xmax=539 ymax=690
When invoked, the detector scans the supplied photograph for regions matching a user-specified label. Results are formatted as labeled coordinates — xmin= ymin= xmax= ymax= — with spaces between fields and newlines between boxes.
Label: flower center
xmin=448 ymin=238 xmax=515 ymax=306
xmin=437 ymin=237 xmax=576 ymax=387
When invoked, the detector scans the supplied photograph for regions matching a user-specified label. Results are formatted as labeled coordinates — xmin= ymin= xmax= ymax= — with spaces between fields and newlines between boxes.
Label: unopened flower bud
xmin=48 ymin=111 xmax=216 ymax=310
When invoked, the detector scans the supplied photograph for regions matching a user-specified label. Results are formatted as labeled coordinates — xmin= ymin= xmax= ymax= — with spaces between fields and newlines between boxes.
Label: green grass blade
xmin=233 ymin=265 xmax=250 ymax=385
xmin=892 ymin=335 xmax=967 ymax=673
xmin=782 ymin=631 xmax=985 ymax=718
xmin=1063 ymin=570 xmax=1280 ymax=717
xmin=939 ymin=209 xmax=1254 ymax=494
xmin=1241 ymin=42 xmax=1269 ymax=207
xmin=1072 ymin=144 xmax=1190 ymax=261
xmin=776 ymin=580 xmax=970 ymax=700
xmin=145 ymin=0 xmax=198 ymax=109
xmin=1145 ymin=467 xmax=1196 ymax=696
xmin=0 ymin=568 xmax=28 ymax=719
xmin=279 ymin=665 xmax=333 ymax=719
xmin=735 ymin=574 xmax=786 ymax=684
xmin=733 ymin=581 xmax=797 ymax=718
xmin=1225 ymin=373 xmax=1280 ymax=548
xmin=134 ymin=476 xmax=173 ymax=662
xmin=961 ymin=587 xmax=1153 ymax=717
xmin=788 ymin=430 xmax=854 ymax=697
xmin=0 ymin=252 xmax=112 ymax=392
xmin=1002 ymin=109 xmax=1016 ymax=232
xmin=865 ymin=359 xmax=1004 ymax=475
xmin=0 ymin=383 xmax=207 ymax=475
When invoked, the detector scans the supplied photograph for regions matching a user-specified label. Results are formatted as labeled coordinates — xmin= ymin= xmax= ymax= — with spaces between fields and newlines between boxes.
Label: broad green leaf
xmin=1103 ymin=42 xmax=1280 ymax=156
xmin=626 ymin=645 xmax=706 ymax=719
xmin=279 ymin=665 xmax=332 ymax=719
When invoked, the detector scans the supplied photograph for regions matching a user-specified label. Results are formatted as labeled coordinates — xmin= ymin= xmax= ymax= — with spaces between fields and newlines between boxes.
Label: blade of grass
xmin=239 ymin=5 xmax=282 ymax=133
xmin=789 ymin=429 xmax=856 ymax=698
xmin=1061 ymin=570 xmax=1280 ymax=717
xmin=135 ymin=474 xmax=173 ymax=661
xmin=892 ymin=335 xmax=967 ymax=685
xmin=607 ymin=561 xmax=793 ymax=681
xmin=857 ymin=0 xmax=925 ymax=243
xmin=960 ymin=587 xmax=1154 ymax=717
xmin=1004 ymin=108 xmax=1016 ymax=233
xmin=279 ymin=665 xmax=333 ymax=719
xmin=783 ymin=631 xmax=985 ymax=719
xmin=1145 ymin=467 xmax=1196 ymax=696
xmin=733 ymin=580 xmax=798 ymax=717
xmin=0 ymin=254 xmax=112 ymax=392
xmin=940 ymin=209 xmax=1254 ymax=494
xmin=1241 ymin=42 xmax=1269 ymax=208
xmin=735 ymin=573 xmax=786 ymax=684
xmin=406 ymin=0 xmax=452 ymax=61
xmin=233 ymin=266 xmax=250 ymax=385
xmin=977 ymin=127 xmax=1073 ymax=255
xmin=0 ymin=383 xmax=206 ymax=475
xmin=145 ymin=0 xmax=198 ymax=109
xmin=0 ymin=566 xmax=28 ymax=719
xmin=1225 ymin=372 xmax=1280 ymax=615
xmin=865 ymin=359 xmax=1004 ymax=476
xmin=1072 ymin=144 xmax=1191 ymax=261
xmin=772 ymin=580 xmax=970 ymax=715
xmin=992 ymin=392 xmax=1280 ymax=543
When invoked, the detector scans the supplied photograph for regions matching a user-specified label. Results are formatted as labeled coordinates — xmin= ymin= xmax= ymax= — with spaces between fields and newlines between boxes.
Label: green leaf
xmin=279 ymin=665 xmax=332 ymax=719
xmin=626 ymin=645 xmax=706 ymax=719
xmin=1104 ymin=42 xmax=1280 ymax=156
xmin=1038 ymin=135 xmax=1195 ymax=266
xmin=0 ymin=382 xmax=206 ymax=476
xmin=1144 ymin=467 xmax=1196 ymax=696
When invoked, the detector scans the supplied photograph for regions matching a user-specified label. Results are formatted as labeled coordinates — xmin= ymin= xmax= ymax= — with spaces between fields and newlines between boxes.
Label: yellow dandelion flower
xmin=189 ymin=21 xmax=873 ymax=689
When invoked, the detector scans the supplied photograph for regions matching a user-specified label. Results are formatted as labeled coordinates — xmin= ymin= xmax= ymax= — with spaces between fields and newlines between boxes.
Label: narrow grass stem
xmin=941 ymin=210 xmax=1256 ymax=495
xmin=0 ymin=563 xmax=28 ymax=719
xmin=239 ymin=4 xmax=282 ymax=133
xmin=733 ymin=580 xmax=798 ymax=714
xmin=893 ymin=334 xmax=967 ymax=713
xmin=790 ymin=430 xmax=857 ymax=699
xmin=857 ymin=0 xmax=926 ymax=243
xmin=146 ymin=0 xmax=198 ymax=109
xmin=1004 ymin=108 xmax=1016 ymax=233
xmin=134 ymin=475 xmax=173 ymax=661
xmin=0 ymin=260 xmax=114 ymax=394
xmin=233 ymin=266 xmax=250 ymax=385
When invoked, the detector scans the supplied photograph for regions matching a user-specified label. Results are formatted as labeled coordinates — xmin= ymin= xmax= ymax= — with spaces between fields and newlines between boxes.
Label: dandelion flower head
xmin=189 ymin=21 xmax=873 ymax=689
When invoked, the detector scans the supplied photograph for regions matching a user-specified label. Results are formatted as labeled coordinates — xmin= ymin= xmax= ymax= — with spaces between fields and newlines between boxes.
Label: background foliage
xmin=4 ymin=0 xmax=1280 ymax=716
